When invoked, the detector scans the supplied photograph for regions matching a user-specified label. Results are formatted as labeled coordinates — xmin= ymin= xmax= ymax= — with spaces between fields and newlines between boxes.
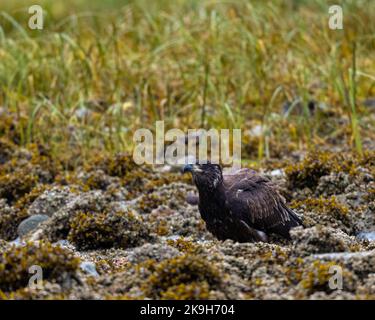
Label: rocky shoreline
xmin=0 ymin=137 xmax=374 ymax=299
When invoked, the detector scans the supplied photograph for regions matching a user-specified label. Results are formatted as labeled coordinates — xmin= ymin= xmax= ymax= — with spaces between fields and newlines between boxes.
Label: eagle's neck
xmin=197 ymin=180 xmax=228 ymax=218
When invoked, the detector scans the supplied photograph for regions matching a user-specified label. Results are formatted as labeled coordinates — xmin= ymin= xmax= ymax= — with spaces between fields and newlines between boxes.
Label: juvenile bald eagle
xmin=183 ymin=163 xmax=302 ymax=242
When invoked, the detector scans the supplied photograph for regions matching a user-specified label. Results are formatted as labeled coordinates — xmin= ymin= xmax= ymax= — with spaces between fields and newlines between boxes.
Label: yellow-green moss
xmin=85 ymin=153 xmax=139 ymax=177
xmin=0 ymin=138 xmax=17 ymax=165
xmin=0 ymin=169 xmax=39 ymax=203
xmin=290 ymin=196 xmax=349 ymax=216
xmin=137 ymin=193 xmax=165 ymax=213
xmin=285 ymin=151 xmax=358 ymax=190
xmin=299 ymin=260 xmax=342 ymax=292
xmin=68 ymin=210 xmax=152 ymax=250
xmin=0 ymin=241 xmax=80 ymax=292
xmin=0 ymin=112 xmax=25 ymax=144
xmin=155 ymin=220 xmax=170 ymax=236
xmin=160 ymin=281 xmax=211 ymax=300
xmin=0 ymin=142 xmax=58 ymax=203
xmin=166 ymin=238 xmax=201 ymax=254
xmin=142 ymin=254 xmax=221 ymax=298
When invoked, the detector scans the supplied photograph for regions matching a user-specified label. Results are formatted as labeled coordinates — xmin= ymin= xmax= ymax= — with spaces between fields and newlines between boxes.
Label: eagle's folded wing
xmin=225 ymin=174 xmax=301 ymax=236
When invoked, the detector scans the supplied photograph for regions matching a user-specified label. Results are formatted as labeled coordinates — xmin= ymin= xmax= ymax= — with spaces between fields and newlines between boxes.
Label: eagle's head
xmin=183 ymin=163 xmax=223 ymax=191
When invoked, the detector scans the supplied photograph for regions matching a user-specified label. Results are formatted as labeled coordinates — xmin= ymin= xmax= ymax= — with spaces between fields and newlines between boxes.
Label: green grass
xmin=0 ymin=0 xmax=374 ymax=164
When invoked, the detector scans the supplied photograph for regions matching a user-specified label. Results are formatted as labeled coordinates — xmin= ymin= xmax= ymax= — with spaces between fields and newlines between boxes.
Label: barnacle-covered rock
xmin=27 ymin=186 xmax=77 ymax=217
xmin=297 ymin=260 xmax=357 ymax=294
xmin=0 ymin=241 xmax=80 ymax=292
xmin=32 ymin=190 xmax=110 ymax=242
xmin=290 ymin=196 xmax=354 ymax=234
xmin=285 ymin=151 xmax=357 ymax=191
xmin=68 ymin=209 xmax=153 ymax=250
xmin=142 ymin=254 xmax=223 ymax=299
xmin=290 ymin=226 xmax=359 ymax=256
xmin=126 ymin=243 xmax=181 ymax=264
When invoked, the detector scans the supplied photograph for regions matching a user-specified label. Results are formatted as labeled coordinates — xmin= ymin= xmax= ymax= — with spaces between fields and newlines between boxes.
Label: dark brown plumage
xmin=183 ymin=163 xmax=302 ymax=242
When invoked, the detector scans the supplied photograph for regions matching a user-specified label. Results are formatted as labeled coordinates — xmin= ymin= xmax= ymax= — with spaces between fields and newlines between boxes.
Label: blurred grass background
xmin=0 ymin=0 xmax=374 ymax=165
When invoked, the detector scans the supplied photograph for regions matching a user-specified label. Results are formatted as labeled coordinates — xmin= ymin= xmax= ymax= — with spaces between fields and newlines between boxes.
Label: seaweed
xmin=142 ymin=254 xmax=222 ymax=298
xmin=68 ymin=210 xmax=153 ymax=250
xmin=0 ymin=242 xmax=80 ymax=292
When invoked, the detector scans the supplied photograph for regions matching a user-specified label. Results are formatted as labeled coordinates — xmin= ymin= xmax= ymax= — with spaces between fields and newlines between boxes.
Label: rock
xmin=17 ymin=214 xmax=50 ymax=237
xmin=80 ymin=261 xmax=99 ymax=277
xmin=10 ymin=237 xmax=23 ymax=246
xmin=186 ymin=192 xmax=199 ymax=205
xmin=363 ymin=98 xmax=375 ymax=108
xmin=125 ymin=243 xmax=181 ymax=264
xmin=307 ymin=250 xmax=375 ymax=287
xmin=290 ymin=226 xmax=357 ymax=255
xmin=29 ymin=190 xmax=109 ymax=242
xmin=54 ymin=240 xmax=72 ymax=248
xmin=315 ymin=172 xmax=351 ymax=196
xmin=311 ymin=250 xmax=375 ymax=261
xmin=248 ymin=124 xmax=263 ymax=137
xmin=27 ymin=186 xmax=77 ymax=217
xmin=356 ymin=231 xmax=375 ymax=242
xmin=269 ymin=169 xmax=284 ymax=177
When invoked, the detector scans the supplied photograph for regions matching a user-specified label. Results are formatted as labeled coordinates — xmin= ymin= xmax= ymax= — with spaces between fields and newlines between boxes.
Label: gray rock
xmin=17 ymin=214 xmax=50 ymax=237
xmin=363 ymin=98 xmax=375 ymax=108
xmin=311 ymin=250 xmax=375 ymax=261
xmin=27 ymin=186 xmax=77 ymax=217
xmin=186 ymin=192 xmax=199 ymax=205
xmin=291 ymin=226 xmax=355 ymax=255
xmin=80 ymin=261 xmax=99 ymax=277
xmin=125 ymin=243 xmax=181 ymax=264
xmin=356 ymin=231 xmax=375 ymax=242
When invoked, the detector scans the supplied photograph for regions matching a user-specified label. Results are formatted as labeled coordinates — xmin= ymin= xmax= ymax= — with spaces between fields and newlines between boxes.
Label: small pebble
xmin=80 ymin=261 xmax=99 ymax=277
xmin=356 ymin=231 xmax=375 ymax=242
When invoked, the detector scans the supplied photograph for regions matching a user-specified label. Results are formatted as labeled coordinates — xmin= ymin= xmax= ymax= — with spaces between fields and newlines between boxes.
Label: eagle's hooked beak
xmin=182 ymin=164 xmax=202 ymax=174
xmin=182 ymin=164 xmax=194 ymax=174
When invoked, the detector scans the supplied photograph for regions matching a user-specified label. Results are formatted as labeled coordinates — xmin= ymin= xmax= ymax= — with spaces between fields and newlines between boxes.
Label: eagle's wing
xmin=224 ymin=171 xmax=302 ymax=237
